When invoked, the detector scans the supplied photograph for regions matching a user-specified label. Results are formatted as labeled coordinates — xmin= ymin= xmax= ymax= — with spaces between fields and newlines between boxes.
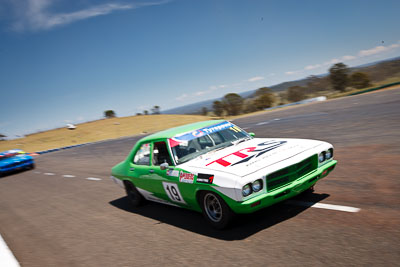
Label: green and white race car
xmin=111 ymin=120 xmax=337 ymax=229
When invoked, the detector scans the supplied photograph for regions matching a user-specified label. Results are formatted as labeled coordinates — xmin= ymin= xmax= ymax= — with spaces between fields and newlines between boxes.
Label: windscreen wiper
xmin=231 ymin=137 xmax=250 ymax=145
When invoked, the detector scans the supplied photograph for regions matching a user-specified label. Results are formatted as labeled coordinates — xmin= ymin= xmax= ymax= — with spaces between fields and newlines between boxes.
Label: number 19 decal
xmin=162 ymin=182 xmax=186 ymax=204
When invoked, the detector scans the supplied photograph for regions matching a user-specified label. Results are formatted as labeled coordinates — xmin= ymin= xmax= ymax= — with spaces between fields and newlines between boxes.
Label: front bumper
xmin=110 ymin=175 xmax=125 ymax=188
xmin=227 ymin=160 xmax=337 ymax=214
xmin=0 ymin=160 xmax=34 ymax=174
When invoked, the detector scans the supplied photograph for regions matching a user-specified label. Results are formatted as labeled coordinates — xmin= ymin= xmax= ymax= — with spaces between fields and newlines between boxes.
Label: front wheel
xmin=200 ymin=191 xmax=234 ymax=229
xmin=124 ymin=181 xmax=145 ymax=207
xmin=303 ymin=185 xmax=315 ymax=195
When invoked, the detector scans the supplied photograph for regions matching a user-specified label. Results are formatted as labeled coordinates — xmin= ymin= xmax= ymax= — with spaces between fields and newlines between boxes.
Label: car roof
xmin=0 ymin=149 xmax=24 ymax=156
xmin=139 ymin=119 xmax=226 ymax=142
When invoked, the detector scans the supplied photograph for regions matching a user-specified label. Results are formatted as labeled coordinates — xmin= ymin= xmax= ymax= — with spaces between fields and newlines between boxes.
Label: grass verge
xmin=0 ymin=115 xmax=213 ymax=153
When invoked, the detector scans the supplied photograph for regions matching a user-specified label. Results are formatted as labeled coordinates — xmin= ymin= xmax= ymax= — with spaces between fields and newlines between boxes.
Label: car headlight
xmin=318 ymin=152 xmax=325 ymax=163
xmin=242 ymin=184 xmax=252 ymax=197
xmin=251 ymin=179 xmax=263 ymax=192
xmin=325 ymin=148 xmax=333 ymax=159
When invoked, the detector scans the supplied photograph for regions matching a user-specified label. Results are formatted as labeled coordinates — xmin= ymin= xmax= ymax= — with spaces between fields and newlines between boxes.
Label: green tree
xmin=253 ymin=87 xmax=275 ymax=110
xmin=243 ymin=99 xmax=258 ymax=113
xmin=329 ymin=63 xmax=349 ymax=92
xmin=143 ymin=110 xmax=149 ymax=115
xmin=151 ymin=105 xmax=160 ymax=114
xmin=254 ymin=87 xmax=273 ymax=97
xmin=213 ymin=101 xmax=224 ymax=117
xmin=306 ymin=75 xmax=330 ymax=92
xmin=0 ymin=133 xmax=6 ymax=141
xmin=201 ymin=107 xmax=208 ymax=116
xmin=287 ymin=86 xmax=307 ymax=102
xmin=278 ymin=91 xmax=288 ymax=105
xmin=350 ymin=72 xmax=371 ymax=89
xmin=222 ymin=93 xmax=243 ymax=115
xmin=104 ymin=110 xmax=116 ymax=118
xmin=254 ymin=93 xmax=275 ymax=110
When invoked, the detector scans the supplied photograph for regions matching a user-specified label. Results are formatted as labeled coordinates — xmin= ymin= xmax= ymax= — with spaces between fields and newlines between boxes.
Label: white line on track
xmin=62 ymin=175 xmax=75 ymax=178
xmin=256 ymin=121 xmax=270 ymax=126
xmin=43 ymin=173 xmax=55 ymax=176
xmin=0 ymin=234 xmax=20 ymax=267
xmin=86 ymin=177 xmax=102 ymax=181
xmin=287 ymin=200 xmax=360 ymax=213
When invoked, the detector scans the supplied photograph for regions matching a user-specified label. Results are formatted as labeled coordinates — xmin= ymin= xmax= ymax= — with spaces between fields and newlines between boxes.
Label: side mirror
xmin=248 ymin=132 xmax=255 ymax=137
xmin=160 ymin=162 xmax=169 ymax=170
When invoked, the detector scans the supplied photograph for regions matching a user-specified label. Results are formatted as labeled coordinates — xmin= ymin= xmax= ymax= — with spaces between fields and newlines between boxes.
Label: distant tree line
xmin=203 ymin=61 xmax=381 ymax=117
xmin=107 ymin=58 xmax=398 ymax=119
xmin=105 ymin=105 xmax=161 ymax=118
xmin=210 ymin=87 xmax=276 ymax=117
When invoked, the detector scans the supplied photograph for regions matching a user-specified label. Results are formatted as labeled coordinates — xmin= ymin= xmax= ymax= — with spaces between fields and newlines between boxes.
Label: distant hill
xmin=163 ymin=99 xmax=219 ymax=115
xmin=164 ymin=56 xmax=400 ymax=114
xmin=163 ymin=79 xmax=310 ymax=114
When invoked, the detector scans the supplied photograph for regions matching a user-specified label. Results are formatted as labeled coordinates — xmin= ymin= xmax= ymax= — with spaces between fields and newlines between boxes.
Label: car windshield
xmin=168 ymin=121 xmax=251 ymax=164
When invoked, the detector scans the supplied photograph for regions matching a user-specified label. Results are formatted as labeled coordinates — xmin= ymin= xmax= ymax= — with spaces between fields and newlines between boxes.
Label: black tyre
xmin=124 ymin=181 xmax=145 ymax=207
xmin=200 ymin=191 xmax=234 ymax=229
xmin=301 ymin=185 xmax=315 ymax=196
xmin=305 ymin=185 xmax=315 ymax=194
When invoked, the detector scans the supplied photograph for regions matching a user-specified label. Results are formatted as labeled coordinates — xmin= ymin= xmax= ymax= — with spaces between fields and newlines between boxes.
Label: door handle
xmin=149 ymin=169 xmax=154 ymax=173
xmin=129 ymin=167 xmax=135 ymax=171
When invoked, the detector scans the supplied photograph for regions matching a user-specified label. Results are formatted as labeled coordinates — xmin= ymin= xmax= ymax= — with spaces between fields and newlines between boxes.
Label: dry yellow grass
xmin=0 ymin=115 xmax=213 ymax=153
xmin=3 ymin=84 xmax=399 ymax=153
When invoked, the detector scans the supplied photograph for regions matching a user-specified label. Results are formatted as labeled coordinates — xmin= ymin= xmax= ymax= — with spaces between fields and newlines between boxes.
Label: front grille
xmin=266 ymin=155 xmax=317 ymax=192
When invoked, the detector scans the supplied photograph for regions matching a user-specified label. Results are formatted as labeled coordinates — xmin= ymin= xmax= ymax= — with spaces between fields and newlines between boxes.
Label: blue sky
xmin=1 ymin=0 xmax=399 ymax=138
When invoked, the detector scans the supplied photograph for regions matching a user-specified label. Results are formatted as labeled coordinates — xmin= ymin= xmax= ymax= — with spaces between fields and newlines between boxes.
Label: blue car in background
xmin=0 ymin=149 xmax=35 ymax=176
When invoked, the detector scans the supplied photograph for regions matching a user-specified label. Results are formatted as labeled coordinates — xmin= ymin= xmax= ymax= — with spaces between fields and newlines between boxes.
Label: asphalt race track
xmin=1 ymin=88 xmax=399 ymax=266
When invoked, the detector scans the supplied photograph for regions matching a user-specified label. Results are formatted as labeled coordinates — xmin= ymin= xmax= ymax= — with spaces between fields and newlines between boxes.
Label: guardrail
xmin=265 ymin=96 xmax=327 ymax=111
xmin=349 ymin=81 xmax=400 ymax=96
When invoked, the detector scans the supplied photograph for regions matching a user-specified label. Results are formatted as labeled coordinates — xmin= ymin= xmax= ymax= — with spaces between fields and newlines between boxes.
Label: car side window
xmin=133 ymin=143 xmax=151 ymax=165
xmin=152 ymin=141 xmax=173 ymax=166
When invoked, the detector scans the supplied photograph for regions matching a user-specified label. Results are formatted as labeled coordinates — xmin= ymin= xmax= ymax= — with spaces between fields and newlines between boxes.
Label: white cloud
xmin=305 ymin=64 xmax=321 ymax=70
xmin=358 ymin=43 xmax=400 ymax=57
xmin=176 ymin=93 xmax=188 ymax=101
xmin=248 ymin=76 xmax=265 ymax=82
xmin=194 ymin=91 xmax=206 ymax=96
xmin=323 ymin=58 xmax=340 ymax=66
xmin=341 ymin=55 xmax=356 ymax=61
xmin=9 ymin=0 xmax=170 ymax=31
xmin=390 ymin=43 xmax=400 ymax=49
xmin=288 ymin=42 xmax=400 ymax=76
xmin=358 ymin=46 xmax=387 ymax=57
xmin=285 ymin=71 xmax=299 ymax=75
xmin=192 ymin=84 xmax=228 ymax=97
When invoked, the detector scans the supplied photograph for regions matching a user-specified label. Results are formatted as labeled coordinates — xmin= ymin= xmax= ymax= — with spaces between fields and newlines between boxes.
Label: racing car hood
xmin=0 ymin=154 xmax=32 ymax=167
xmin=183 ymin=138 xmax=326 ymax=177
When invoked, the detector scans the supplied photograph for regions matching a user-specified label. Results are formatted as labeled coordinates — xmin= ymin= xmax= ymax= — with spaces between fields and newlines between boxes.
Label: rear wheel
xmin=200 ymin=191 xmax=234 ymax=229
xmin=124 ymin=181 xmax=145 ymax=207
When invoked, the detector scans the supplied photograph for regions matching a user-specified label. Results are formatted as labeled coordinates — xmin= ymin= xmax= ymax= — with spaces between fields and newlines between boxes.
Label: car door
xmin=126 ymin=142 xmax=156 ymax=193
xmin=149 ymin=141 xmax=188 ymax=205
